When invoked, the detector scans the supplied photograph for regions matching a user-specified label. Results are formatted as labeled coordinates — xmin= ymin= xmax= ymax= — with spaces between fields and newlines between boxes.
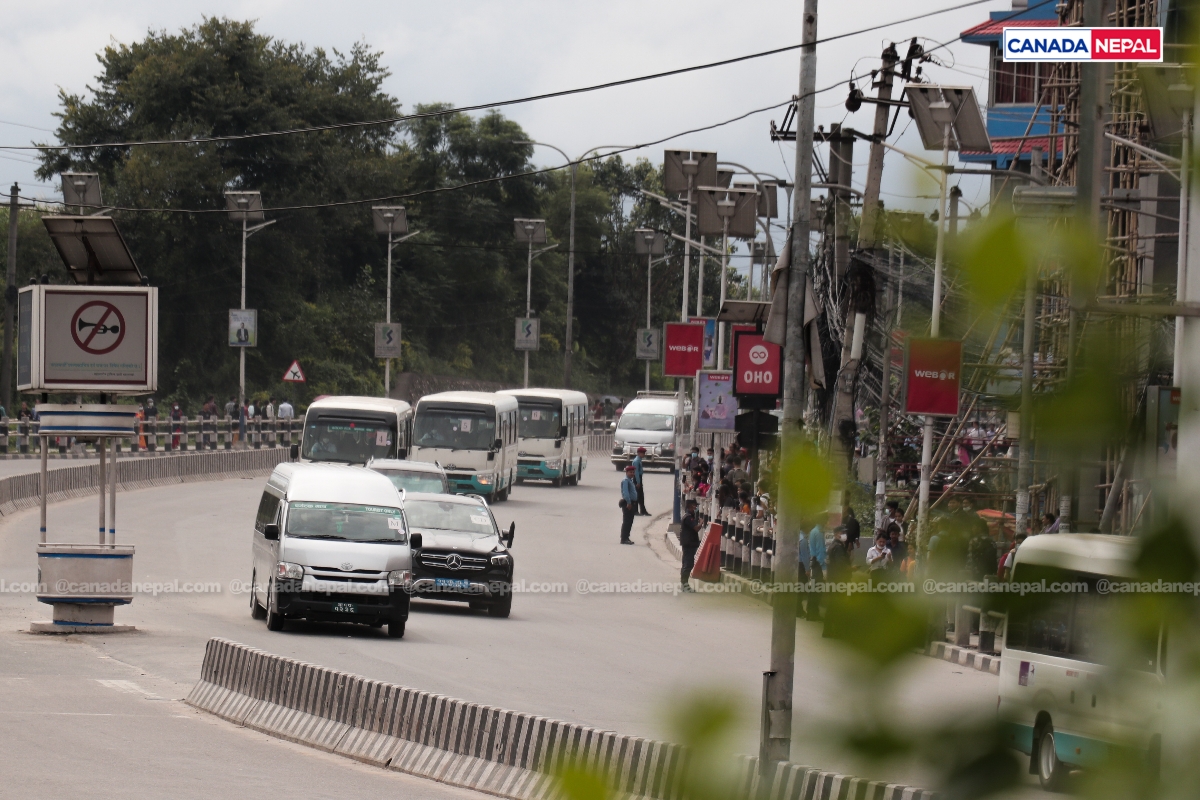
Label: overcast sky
xmin=0 ymin=0 xmax=1007 ymax=268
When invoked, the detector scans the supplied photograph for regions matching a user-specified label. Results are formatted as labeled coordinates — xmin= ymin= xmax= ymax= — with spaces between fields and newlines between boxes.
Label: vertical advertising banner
xmin=688 ymin=316 xmax=716 ymax=368
xmin=662 ymin=321 xmax=705 ymax=378
xmin=228 ymin=309 xmax=257 ymax=347
xmin=695 ymin=371 xmax=735 ymax=431
xmin=732 ymin=331 xmax=782 ymax=397
xmin=902 ymin=338 xmax=962 ymax=416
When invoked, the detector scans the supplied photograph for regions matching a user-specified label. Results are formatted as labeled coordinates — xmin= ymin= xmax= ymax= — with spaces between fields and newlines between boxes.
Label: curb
xmin=0 ymin=448 xmax=289 ymax=517
xmin=186 ymin=638 xmax=939 ymax=800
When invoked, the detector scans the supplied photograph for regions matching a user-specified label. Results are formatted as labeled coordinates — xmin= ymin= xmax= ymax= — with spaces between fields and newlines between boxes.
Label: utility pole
xmin=1015 ymin=257 xmax=1036 ymax=536
xmin=565 ymin=161 xmax=577 ymax=388
xmin=1 ymin=184 xmax=17 ymax=415
xmin=874 ymin=245 xmax=896 ymax=530
xmin=761 ymin=0 xmax=818 ymax=782
xmin=829 ymin=44 xmax=896 ymax=490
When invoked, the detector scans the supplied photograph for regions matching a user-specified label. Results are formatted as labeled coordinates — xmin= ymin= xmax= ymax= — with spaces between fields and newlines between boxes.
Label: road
xmin=0 ymin=460 xmax=1048 ymax=796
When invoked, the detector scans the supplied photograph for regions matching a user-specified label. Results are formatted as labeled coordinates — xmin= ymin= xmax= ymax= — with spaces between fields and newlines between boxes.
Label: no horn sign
xmin=1003 ymin=27 xmax=1162 ymax=62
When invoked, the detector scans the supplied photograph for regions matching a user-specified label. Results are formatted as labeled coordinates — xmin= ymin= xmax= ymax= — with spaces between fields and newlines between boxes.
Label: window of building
xmin=990 ymin=43 xmax=1046 ymax=105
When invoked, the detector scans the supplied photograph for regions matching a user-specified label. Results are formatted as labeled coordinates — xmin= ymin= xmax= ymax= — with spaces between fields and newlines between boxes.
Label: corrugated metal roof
xmin=962 ymin=17 xmax=1059 ymax=41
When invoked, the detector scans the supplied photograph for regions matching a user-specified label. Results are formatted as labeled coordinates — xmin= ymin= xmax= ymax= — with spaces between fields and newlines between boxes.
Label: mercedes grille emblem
xmin=340 ymin=562 xmax=353 ymax=571
xmin=446 ymin=554 xmax=463 ymax=570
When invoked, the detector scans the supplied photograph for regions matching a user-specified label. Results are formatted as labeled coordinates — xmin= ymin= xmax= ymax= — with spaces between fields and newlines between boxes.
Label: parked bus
xmin=498 ymin=388 xmax=589 ymax=486
xmin=410 ymin=391 xmax=518 ymax=502
xmin=300 ymin=396 xmax=413 ymax=465
xmin=999 ymin=533 xmax=1163 ymax=791
xmin=610 ymin=391 xmax=691 ymax=472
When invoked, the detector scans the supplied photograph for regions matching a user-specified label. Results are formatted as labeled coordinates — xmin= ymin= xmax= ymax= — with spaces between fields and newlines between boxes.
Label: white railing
xmin=0 ymin=416 xmax=301 ymax=457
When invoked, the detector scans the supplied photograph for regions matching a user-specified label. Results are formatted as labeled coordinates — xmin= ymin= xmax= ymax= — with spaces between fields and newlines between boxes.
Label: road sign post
xmin=636 ymin=328 xmax=660 ymax=360
xmin=375 ymin=323 xmax=402 ymax=396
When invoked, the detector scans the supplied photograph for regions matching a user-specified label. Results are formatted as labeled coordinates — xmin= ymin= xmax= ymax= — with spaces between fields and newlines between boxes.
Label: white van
xmin=249 ymin=462 xmax=416 ymax=638
xmin=300 ymin=396 xmax=413 ymax=465
xmin=410 ymin=391 xmax=519 ymax=502
xmin=610 ymin=391 xmax=692 ymax=472
xmin=498 ymin=388 xmax=589 ymax=486
xmin=998 ymin=533 xmax=1163 ymax=790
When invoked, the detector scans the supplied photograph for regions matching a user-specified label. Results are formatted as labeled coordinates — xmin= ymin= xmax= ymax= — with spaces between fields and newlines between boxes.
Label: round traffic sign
xmin=71 ymin=301 xmax=126 ymax=355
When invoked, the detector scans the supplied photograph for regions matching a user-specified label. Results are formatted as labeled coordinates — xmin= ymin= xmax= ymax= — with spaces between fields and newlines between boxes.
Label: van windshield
xmin=617 ymin=413 xmax=673 ymax=432
xmin=414 ymin=408 xmax=496 ymax=450
xmin=303 ymin=416 xmax=395 ymax=464
xmin=517 ymin=402 xmax=562 ymax=439
xmin=404 ymin=499 xmax=496 ymax=536
xmin=286 ymin=502 xmax=407 ymax=543
xmin=375 ymin=469 xmax=448 ymax=494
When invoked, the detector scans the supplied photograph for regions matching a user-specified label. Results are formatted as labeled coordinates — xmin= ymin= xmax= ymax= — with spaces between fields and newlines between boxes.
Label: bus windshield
xmin=303 ymin=415 xmax=395 ymax=464
xmin=517 ymin=402 xmax=562 ymax=439
xmin=414 ymin=407 xmax=497 ymax=451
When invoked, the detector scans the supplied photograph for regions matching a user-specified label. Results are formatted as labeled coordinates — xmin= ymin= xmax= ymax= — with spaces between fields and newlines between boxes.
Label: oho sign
xmin=1003 ymin=27 xmax=1162 ymax=62
xmin=902 ymin=338 xmax=961 ymax=417
xmin=732 ymin=332 xmax=781 ymax=397
xmin=18 ymin=285 xmax=158 ymax=394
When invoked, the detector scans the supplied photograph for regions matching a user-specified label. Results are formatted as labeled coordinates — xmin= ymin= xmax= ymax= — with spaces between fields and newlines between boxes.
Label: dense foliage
xmin=27 ymin=18 xmax=730 ymax=410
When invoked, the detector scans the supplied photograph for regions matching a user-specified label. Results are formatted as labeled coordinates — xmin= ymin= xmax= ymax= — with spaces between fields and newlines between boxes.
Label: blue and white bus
xmin=410 ymin=391 xmax=519 ymax=502
xmin=498 ymin=388 xmax=589 ymax=486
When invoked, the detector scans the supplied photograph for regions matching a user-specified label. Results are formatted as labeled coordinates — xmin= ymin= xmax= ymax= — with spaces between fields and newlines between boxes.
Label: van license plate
xmin=434 ymin=578 xmax=470 ymax=591
xmin=332 ymin=602 xmax=357 ymax=614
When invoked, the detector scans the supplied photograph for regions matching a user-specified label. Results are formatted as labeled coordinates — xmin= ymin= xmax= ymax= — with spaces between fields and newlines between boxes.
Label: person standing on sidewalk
xmin=619 ymin=465 xmax=638 ymax=545
xmin=677 ymin=498 xmax=701 ymax=592
xmin=633 ymin=447 xmax=650 ymax=516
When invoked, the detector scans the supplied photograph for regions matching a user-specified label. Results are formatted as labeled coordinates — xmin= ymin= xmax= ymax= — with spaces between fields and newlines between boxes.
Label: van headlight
xmin=276 ymin=561 xmax=304 ymax=580
xmin=388 ymin=569 xmax=413 ymax=586
xmin=544 ymin=458 xmax=561 ymax=469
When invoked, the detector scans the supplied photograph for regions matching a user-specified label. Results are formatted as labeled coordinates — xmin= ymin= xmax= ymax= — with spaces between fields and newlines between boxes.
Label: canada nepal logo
xmin=1002 ymin=27 xmax=1162 ymax=62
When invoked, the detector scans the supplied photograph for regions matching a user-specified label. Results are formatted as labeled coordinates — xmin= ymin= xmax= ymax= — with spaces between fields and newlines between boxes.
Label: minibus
xmin=300 ymin=396 xmax=413 ymax=465
xmin=498 ymin=388 xmax=589 ymax=486
xmin=998 ymin=533 xmax=1163 ymax=791
xmin=410 ymin=391 xmax=519 ymax=502
xmin=611 ymin=391 xmax=691 ymax=472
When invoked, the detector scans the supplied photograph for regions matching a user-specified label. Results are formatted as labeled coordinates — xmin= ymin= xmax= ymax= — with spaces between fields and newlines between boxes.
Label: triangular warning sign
xmin=282 ymin=360 xmax=306 ymax=382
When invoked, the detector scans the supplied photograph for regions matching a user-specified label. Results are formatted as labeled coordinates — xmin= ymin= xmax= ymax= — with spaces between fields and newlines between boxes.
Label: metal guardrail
xmin=0 ymin=416 xmax=300 ymax=456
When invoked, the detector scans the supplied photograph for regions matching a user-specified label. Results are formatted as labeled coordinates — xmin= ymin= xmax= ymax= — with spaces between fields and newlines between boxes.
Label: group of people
xmin=680 ymin=445 xmax=757 ymax=515
xmin=591 ymin=398 xmax=625 ymax=431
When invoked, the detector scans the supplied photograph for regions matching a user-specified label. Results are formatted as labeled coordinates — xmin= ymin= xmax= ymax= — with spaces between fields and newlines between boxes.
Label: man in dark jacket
xmin=677 ymin=498 xmax=701 ymax=592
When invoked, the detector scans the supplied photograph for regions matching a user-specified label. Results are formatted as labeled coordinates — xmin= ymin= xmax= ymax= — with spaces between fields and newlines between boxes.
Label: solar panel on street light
xmin=663 ymin=150 xmax=717 ymax=194
xmin=513 ymin=218 xmax=547 ymax=244
xmin=633 ymin=229 xmax=665 ymax=255
xmin=224 ymin=191 xmax=265 ymax=222
xmin=1138 ymin=64 xmax=1194 ymax=142
xmin=59 ymin=173 xmax=102 ymax=209
xmin=372 ymin=206 xmax=408 ymax=236
xmin=42 ymin=216 xmax=143 ymax=285
xmin=695 ymin=187 xmax=759 ymax=238
xmin=904 ymin=85 xmax=991 ymax=152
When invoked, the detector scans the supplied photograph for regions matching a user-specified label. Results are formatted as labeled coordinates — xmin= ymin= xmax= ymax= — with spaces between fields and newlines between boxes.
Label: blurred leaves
xmin=954 ymin=212 xmax=1028 ymax=312
xmin=777 ymin=439 xmax=832 ymax=523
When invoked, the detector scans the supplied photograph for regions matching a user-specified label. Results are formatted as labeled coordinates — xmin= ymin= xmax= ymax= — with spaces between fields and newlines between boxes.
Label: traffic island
xmin=31 ymin=543 xmax=137 ymax=634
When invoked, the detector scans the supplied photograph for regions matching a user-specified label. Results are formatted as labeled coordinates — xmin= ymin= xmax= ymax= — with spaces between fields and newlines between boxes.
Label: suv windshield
xmin=617 ymin=413 xmax=673 ymax=432
xmin=286 ymin=502 xmax=407 ymax=542
xmin=376 ymin=469 xmax=448 ymax=494
xmin=303 ymin=416 xmax=395 ymax=464
xmin=404 ymin=499 xmax=496 ymax=537
xmin=414 ymin=408 xmax=496 ymax=450
xmin=517 ymin=402 xmax=562 ymax=439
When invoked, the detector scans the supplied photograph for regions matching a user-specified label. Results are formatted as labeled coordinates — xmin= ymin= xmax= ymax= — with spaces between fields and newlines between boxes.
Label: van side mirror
xmin=559 ymin=425 xmax=568 ymax=438
xmin=493 ymin=438 xmax=503 ymax=450
xmin=503 ymin=522 xmax=515 ymax=547
xmin=289 ymin=444 xmax=299 ymax=462
xmin=397 ymin=447 xmax=408 ymax=460
xmin=263 ymin=523 xmax=280 ymax=541
xmin=410 ymin=532 xmax=423 ymax=550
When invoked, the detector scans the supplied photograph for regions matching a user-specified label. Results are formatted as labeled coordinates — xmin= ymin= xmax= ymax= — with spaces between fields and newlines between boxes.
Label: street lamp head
xmin=663 ymin=150 xmax=717 ymax=194
xmin=60 ymin=172 xmax=102 ymax=208
xmin=224 ymin=191 xmax=265 ymax=222
xmin=904 ymin=85 xmax=990 ymax=153
xmin=633 ymin=228 xmax=665 ymax=256
xmin=513 ymin=218 xmax=547 ymax=244
xmin=371 ymin=206 xmax=408 ymax=236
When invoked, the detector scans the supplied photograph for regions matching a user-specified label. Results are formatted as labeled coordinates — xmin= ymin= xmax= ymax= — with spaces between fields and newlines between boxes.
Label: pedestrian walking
xmin=677 ymin=498 xmax=701 ymax=592
xmin=633 ymin=447 xmax=649 ymax=516
xmin=807 ymin=516 xmax=828 ymax=621
xmin=619 ymin=465 xmax=638 ymax=545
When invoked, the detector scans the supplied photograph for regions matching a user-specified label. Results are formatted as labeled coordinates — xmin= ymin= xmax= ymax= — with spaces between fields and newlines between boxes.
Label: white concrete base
xmin=30 ymin=621 xmax=137 ymax=634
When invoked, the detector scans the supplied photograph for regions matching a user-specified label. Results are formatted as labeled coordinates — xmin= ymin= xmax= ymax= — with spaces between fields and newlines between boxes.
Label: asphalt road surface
xmin=0 ymin=460 xmax=1050 ymax=796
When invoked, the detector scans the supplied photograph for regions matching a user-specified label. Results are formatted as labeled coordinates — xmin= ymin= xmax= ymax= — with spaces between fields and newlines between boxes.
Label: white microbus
xmin=998 ymin=533 xmax=1163 ymax=791
xmin=300 ymin=396 xmax=413 ymax=465
xmin=410 ymin=391 xmax=519 ymax=503
xmin=497 ymin=388 xmax=589 ymax=486
xmin=611 ymin=391 xmax=692 ymax=472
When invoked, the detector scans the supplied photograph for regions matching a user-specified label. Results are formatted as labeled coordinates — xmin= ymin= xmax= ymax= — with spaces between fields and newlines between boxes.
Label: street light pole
xmin=240 ymin=217 xmax=247 ymax=409
xmin=386 ymin=223 xmax=394 ymax=396
xmin=716 ymin=215 xmax=730 ymax=369
xmin=646 ymin=247 xmax=653 ymax=390
xmin=526 ymin=237 xmax=534 ymax=389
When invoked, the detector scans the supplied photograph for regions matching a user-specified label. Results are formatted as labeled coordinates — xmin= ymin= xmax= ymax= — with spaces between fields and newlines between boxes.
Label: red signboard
xmin=902 ymin=338 xmax=961 ymax=416
xmin=732 ymin=331 xmax=781 ymax=396
xmin=662 ymin=322 xmax=705 ymax=378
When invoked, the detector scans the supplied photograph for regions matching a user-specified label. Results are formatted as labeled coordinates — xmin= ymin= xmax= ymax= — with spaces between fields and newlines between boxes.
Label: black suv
xmin=402 ymin=492 xmax=515 ymax=617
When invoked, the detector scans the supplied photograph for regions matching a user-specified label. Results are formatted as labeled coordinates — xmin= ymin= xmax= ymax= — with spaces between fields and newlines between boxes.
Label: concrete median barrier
xmin=0 ymin=447 xmax=288 ymax=516
xmin=186 ymin=638 xmax=938 ymax=800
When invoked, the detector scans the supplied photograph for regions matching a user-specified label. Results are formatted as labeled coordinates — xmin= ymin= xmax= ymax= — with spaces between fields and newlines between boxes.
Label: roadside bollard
xmin=0 ymin=415 xmax=8 ymax=454
xmin=19 ymin=417 xmax=28 ymax=454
